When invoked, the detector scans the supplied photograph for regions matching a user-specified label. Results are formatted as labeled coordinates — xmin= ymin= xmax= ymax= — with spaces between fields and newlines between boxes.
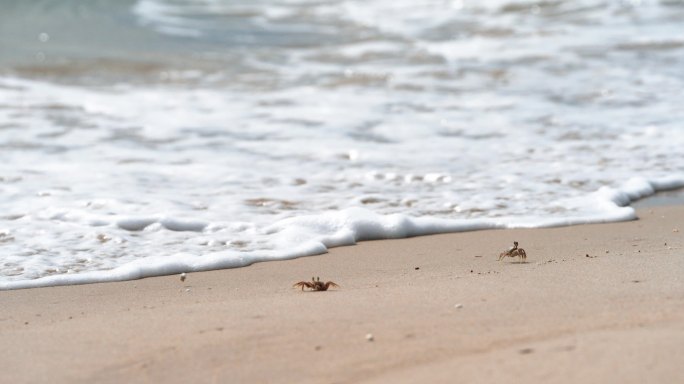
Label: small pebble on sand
xmin=454 ymin=303 xmax=463 ymax=309
xmin=180 ymin=273 xmax=187 ymax=282
xmin=366 ymin=333 xmax=374 ymax=342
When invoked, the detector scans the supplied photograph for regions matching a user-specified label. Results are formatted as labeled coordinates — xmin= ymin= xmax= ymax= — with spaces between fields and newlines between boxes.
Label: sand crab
xmin=293 ymin=277 xmax=339 ymax=291
xmin=498 ymin=241 xmax=527 ymax=262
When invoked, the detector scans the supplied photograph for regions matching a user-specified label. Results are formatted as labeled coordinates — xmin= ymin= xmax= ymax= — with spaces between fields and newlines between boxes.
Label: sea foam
xmin=1 ymin=176 xmax=681 ymax=290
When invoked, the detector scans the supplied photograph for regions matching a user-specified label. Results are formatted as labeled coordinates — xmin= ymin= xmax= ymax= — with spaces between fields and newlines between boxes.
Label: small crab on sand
xmin=498 ymin=241 xmax=527 ymax=262
xmin=293 ymin=276 xmax=340 ymax=291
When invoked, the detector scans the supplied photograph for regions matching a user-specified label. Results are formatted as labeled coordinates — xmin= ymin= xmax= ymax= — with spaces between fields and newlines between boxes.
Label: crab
xmin=498 ymin=241 xmax=527 ymax=262
xmin=293 ymin=276 xmax=339 ymax=291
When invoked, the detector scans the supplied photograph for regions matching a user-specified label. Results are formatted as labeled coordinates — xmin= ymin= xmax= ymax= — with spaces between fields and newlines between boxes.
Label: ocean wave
xmin=1 ymin=0 xmax=684 ymax=288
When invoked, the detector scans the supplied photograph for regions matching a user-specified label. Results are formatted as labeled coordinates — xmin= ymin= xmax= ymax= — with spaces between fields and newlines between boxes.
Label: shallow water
xmin=1 ymin=0 xmax=683 ymax=288
xmin=633 ymin=188 xmax=684 ymax=207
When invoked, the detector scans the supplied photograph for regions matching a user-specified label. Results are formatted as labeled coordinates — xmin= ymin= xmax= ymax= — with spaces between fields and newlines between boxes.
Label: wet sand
xmin=2 ymin=205 xmax=683 ymax=383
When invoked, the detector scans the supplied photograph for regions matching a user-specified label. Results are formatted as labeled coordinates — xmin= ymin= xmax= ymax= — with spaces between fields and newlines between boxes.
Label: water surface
xmin=1 ymin=0 xmax=683 ymax=288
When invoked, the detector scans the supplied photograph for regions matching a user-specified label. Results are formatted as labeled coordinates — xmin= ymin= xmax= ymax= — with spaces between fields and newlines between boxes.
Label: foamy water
xmin=1 ymin=0 xmax=683 ymax=289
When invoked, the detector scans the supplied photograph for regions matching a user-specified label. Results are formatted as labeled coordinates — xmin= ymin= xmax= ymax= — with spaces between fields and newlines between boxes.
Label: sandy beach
xmin=2 ymin=204 xmax=683 ymax=384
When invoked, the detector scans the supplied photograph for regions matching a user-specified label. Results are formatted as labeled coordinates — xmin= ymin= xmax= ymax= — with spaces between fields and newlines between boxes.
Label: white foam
xmin=3 ymin=176 xmax=681 ymax=290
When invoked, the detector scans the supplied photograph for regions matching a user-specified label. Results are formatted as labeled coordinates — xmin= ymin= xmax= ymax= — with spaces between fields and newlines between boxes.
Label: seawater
xmin=1 ymin=0 xmax=683 ymax=289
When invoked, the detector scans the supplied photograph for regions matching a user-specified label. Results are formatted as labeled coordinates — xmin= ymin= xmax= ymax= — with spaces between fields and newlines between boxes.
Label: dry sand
xmin=2 ymin=205 xmax=683 ymax=383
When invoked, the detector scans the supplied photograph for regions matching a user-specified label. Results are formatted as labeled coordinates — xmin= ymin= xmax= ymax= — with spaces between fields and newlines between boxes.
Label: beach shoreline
xmin=2 ymin=205 xmax=683 ymax=383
